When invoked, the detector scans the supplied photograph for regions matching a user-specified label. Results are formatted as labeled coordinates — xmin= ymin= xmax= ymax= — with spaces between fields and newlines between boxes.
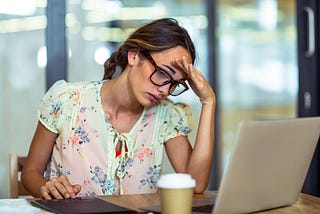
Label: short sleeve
xmin=37 ymin=80 xmax=70 ymax=134
xmin=162 ymin=102 xmax=193 ymax=143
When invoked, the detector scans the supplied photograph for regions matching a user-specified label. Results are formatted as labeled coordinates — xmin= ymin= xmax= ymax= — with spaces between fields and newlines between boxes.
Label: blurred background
xmin=0 ymin=0 xmax=302 ymax=198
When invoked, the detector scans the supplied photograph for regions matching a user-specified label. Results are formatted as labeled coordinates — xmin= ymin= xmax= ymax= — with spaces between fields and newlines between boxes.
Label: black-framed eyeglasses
xmin=144 ymin=53 xmax=189 ymax=96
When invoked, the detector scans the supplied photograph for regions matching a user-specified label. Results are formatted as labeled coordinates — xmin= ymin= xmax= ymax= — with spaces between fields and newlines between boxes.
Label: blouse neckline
xmin=97 ymin=80 xmax=146 ymax=136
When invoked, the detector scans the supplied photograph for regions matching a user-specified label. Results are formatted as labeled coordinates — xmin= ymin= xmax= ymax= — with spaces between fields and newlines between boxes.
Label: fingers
xmin=40 ymin=185 xmax=53 ymax=200
xmin=174 ymin=56 xmax=215 ymax=105
xmin=175 ymin=56 xmax=192 ymax=76
xmin=40 ymin=175 xmax=80 ymax=200
xmin=175 ymin=57 xmax=207 ymax=89
xmin=73 ymin=184 xmax=82 ymax=194
xmin=175 ymin=56 xmax=205 ymax=83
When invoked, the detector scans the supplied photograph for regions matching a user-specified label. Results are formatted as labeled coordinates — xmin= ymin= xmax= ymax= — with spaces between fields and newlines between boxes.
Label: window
xmin=217 ymin=0 xmax=297 ymax=178
xmin=0 ymin=0 xmax=46 ymax=197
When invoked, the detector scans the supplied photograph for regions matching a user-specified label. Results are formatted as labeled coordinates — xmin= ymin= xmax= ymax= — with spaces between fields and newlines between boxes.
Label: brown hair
xmin=103 ymin=18 xmax=196 ymax=80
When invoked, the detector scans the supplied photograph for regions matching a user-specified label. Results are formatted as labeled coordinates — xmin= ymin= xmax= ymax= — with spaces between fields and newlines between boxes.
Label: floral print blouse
xmin=38 ymin=80 xmax=193 ymax=196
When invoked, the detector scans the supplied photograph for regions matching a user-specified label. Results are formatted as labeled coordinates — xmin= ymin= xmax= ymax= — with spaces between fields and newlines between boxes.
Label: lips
xmin=148 ymin=93 xmax=161 ymax=102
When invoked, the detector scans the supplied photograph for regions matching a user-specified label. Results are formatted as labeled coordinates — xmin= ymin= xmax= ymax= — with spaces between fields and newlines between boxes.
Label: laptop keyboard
xmin=192 ymin=204 xmax=214 ymax=213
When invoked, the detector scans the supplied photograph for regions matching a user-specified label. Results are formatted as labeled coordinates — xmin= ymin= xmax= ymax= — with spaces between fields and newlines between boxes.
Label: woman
xmin=21 ymin=18 xmax=216 ymax=199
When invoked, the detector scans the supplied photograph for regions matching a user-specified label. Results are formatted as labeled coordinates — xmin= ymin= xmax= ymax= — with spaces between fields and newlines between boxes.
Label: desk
xmin=0 ymin=191 xmax=319 ymax=213
xmin=97 ymin=191 xmax=320 ymax=213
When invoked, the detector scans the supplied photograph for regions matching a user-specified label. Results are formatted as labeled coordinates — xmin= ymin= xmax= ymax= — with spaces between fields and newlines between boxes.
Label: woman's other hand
xmin=40 ymin=175 xmax=81 ymax=200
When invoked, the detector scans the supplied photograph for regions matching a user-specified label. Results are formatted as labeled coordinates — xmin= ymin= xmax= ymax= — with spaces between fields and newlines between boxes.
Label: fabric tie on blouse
xmin=110 ymin=132 xmax=134 ymax=194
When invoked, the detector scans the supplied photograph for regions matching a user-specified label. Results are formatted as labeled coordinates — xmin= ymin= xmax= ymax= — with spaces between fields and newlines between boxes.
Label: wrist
xmin=199 ymin=95 xmax=216 ymax=106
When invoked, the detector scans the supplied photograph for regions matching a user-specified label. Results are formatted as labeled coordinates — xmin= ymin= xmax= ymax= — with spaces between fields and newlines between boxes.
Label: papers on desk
xmin=0 ymin=199 xmax=48 ymax=214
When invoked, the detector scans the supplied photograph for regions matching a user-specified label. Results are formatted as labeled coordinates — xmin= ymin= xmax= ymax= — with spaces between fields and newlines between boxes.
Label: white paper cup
xmin=157 ymin=173 xmax=196 ymax=214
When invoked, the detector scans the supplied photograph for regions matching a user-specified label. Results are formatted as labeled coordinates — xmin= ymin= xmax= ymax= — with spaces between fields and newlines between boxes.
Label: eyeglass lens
xmin=151 ymin=69 xmax=187 ymax=96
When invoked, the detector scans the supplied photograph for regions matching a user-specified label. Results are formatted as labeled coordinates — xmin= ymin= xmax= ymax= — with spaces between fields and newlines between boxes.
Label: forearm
xmin=21 ymin=169 xmax=46 ymax=198
xmin=187 ymin=100 xmax=215 ymax=193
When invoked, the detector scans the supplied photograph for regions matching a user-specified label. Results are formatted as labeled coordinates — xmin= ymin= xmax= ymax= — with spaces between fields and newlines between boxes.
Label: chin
xmin=141 ymin=100 xmax=159 ymax=108
xmin=142 ymin=102 xmax=156 ymax=108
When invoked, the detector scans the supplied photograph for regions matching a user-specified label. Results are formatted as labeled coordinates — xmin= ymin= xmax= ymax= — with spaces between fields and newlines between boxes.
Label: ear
xmin=127 ymin=50 xmax=138 ymax=65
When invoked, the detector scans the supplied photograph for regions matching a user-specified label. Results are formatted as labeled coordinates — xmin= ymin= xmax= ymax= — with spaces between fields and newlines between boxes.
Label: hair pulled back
xmin=103 ymin=18 xmax=196 ymax=80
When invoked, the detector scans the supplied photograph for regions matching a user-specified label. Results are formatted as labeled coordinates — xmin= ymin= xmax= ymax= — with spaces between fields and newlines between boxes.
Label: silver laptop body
xmin=213 ymin=117 xmax=320 ymax=214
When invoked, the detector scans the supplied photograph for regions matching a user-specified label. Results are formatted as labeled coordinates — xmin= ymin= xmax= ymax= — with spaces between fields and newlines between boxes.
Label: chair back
xmin=9 ymin=154 xmax=31 ymax=198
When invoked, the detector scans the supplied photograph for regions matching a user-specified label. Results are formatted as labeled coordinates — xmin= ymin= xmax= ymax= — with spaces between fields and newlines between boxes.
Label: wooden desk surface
xmin=97 ymin=191 xmax=320 ymax=213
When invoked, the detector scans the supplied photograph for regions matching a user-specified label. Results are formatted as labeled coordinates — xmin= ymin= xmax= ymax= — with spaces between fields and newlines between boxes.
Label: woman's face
xmin=129 ymin=46 xmax=192 ymax=107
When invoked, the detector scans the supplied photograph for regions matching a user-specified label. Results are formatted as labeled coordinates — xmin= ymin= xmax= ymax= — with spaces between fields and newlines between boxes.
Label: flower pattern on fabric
xmin=137 ymin=147 xmax=152 ymax=163
xmin=90 ymin=166 xmax=108 ymax=194
xmin=38 ymin=80 xmax=193 ymax=195
xmin=49 ymin=101 xmax=62 ymax=116
xmin=75 ymin=126 xmax=90 ymax=144
xmin=84 ymin=191 xmax=96 ymax=197
xmin=139 ymin=164 xmax=161 ymax=190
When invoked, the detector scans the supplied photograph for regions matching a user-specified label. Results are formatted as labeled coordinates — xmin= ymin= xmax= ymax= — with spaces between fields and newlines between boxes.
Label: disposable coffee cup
xmin=157 ymin=173 xmax=196 ymax=214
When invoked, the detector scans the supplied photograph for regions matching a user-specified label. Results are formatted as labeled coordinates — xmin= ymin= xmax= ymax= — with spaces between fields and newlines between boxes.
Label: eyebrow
xmin=162 ymin=64 xmax=176 ymax=75
xmin=162 ymin=64 xmax=188 ymax=82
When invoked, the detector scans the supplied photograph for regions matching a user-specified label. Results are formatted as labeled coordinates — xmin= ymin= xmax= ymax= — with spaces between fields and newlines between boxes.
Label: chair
xmin=9 ymin=153 xmax=31 ymax=198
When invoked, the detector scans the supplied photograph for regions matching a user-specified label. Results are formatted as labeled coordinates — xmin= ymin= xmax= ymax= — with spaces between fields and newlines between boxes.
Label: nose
xmin=157 ymin=84 xmax=171 ymax=96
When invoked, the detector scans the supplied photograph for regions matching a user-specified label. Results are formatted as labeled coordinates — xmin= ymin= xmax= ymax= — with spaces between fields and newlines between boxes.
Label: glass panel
xmin=217 ymin=0 xmax=297 ymax=179
xmin=0 ymin=0 xmax=46 ymax=197
xmin=66 ymin=0 xmax=208 ymax=173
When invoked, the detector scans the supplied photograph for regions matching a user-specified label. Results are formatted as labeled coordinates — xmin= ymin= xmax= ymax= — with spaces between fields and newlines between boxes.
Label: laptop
xmin=143 ymin=116 xmax=320 ymax=214
xmin=211 ymin=116 xmax=320 ymax=213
